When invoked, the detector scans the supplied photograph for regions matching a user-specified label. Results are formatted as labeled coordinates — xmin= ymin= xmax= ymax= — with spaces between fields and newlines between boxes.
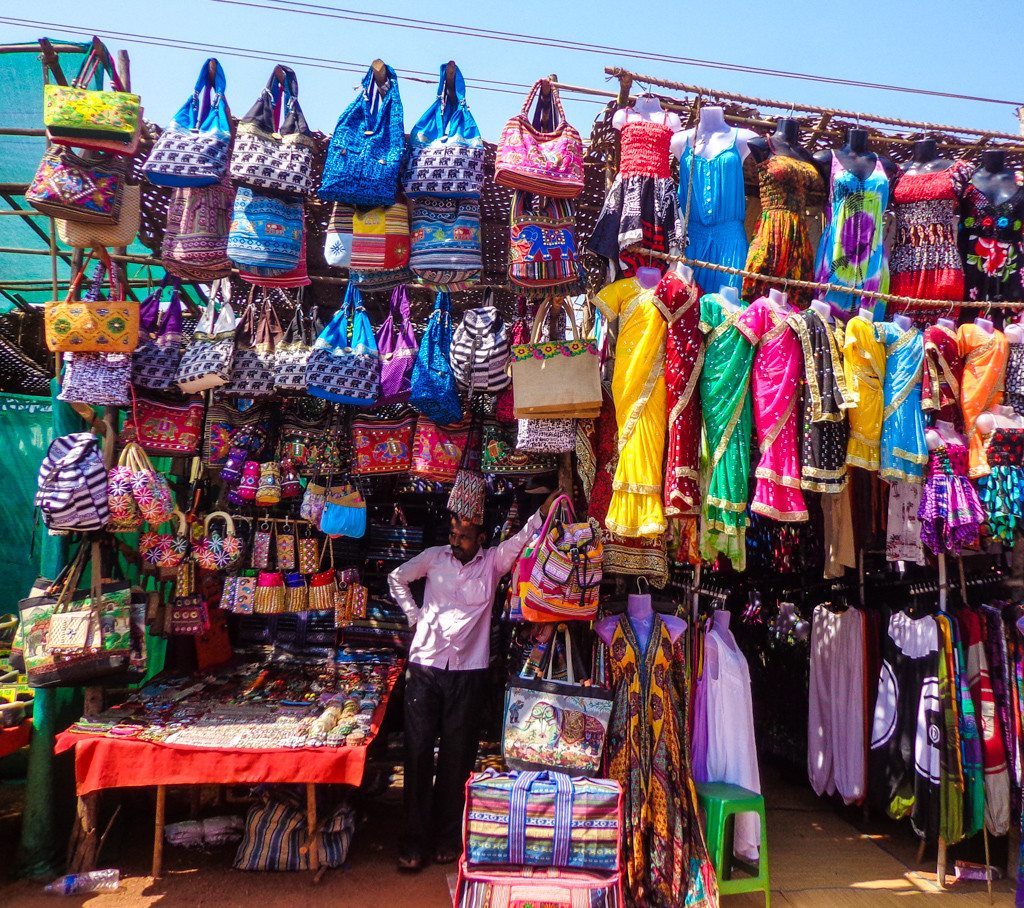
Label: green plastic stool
xmin=696 ymin=781 xmax=770 ymax=906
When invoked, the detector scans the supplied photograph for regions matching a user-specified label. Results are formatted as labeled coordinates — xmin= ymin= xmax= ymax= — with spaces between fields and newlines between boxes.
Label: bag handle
xmin=507 ymin=770 xmax=574 ymax=867
xmin=360 ymin=61 xmax=398 ymax=129
xmin=204 ymin=510 xmax=235 ymax=537
xmin=74 ymin=38 xmax=127 ymax=93
xmin=519 ymin=79 xmax=565 ymax=131
xmin=191 ymin=58 xmax=227 ymax=127
xmin=434 ymin=61 xmax=467 ymax=134
xmin=528 ymin=298 xmax=581 ymax=346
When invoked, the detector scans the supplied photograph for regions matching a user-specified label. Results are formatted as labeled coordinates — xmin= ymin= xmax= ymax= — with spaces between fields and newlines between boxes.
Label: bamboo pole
xmin=152 ymin=785 xmax=166 ymax=879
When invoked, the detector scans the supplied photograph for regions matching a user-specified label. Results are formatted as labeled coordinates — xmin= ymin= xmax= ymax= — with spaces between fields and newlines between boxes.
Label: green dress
xmin=699 ymin=293 xmax=754 ymax=569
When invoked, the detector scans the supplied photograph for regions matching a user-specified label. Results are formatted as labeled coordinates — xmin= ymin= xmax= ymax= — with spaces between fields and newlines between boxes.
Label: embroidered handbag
xmin=464 ymin=770 xmax=622 ymax=871
xmin=495 ymin=79 xmax=584 ymax=199
xmin=509 ymin=193 xmax=579 ymax=289
xmin=451 ymin=303 xmax=511 ymax=393
xmin=482 ymin=420 xmax=557 ymax=475
xmin=193 ymin=511 xmax=244 ymax=571
xmin=222 ymin=291 xmax=282 ymax=399
xmin=56 ymin=182 xmax=140 ymax=249
xmin=123 ymin=397 xmax=205 ymax=457
xmin=27 ymin=146 xmax=127 ymax=223
xmin=376 ymin=285 xmax=418 ymax=406
xmin=403 ymin=63 xmax=485 ymax=199
xmin=511 ymin=299 xmax=602 ymax=419
xmin=123 ymin=443 xmax=176 ymax=525
xmin=306 ymin=284 xmax=381 ymax=406
xmin=45 ymin=256 xmax=138 ymax=353
xmin=320 ymin=485 xmax=367 ymax=539
xmin=205 ymin=401 xmax=272 ymax=471
xmin=409 ymin=197 xmax=482 ymax=289
xmin=324 ymin=203 xmax=354 ymax=267
xmin=516 ymin=417 xmax=576 ymax=454
xmin=448 ymin=466 xmax=485 ymax=524
xmin=351 ymin=414 xmax=416 ymax=476
xmin=278 ymin=407 xmax=332 ymax=476
xmin=131 ymin=282 xmax=184 ymax=391
xmin=239 ymin=229 xmax=310 ymax=288
xmin=162 ymin=174 xmax=234 ymax=281
xmin=230 ymin=65 xmax=315 ymax=197
xmin=411 ymin=417 xmax=470 ymax=484
xmin=274 ymin=301 xmax=317 ymax=393
xmin=58 ymin=353 xmax=131 ymax=407
xmin=106 ymin=444 xmax=141 ymax=533
xmin=350 ymin=202 xmax=411 ymax=272
xmin=140 ymin=510 xmax=190 ymax=569
xmin=176 ymin=282 xmax=238 ymax=393
xmin=227 ymin=187 xmax=304 ymax=273
xmin=409 ymin=291 xmax=463 ymax=425
xmin=455 ymin=862 xmax=623 ymax=908
xmin=144 ymin=58 xmax=231 ymax=187
xmin=320 ymin=63 xmax=405 ymax=208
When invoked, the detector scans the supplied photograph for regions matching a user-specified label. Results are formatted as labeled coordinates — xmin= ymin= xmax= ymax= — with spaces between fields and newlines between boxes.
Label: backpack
xmin=450 ymin=304 xmax=511 ymax=393
xmin=35 ymin=432 xmax=110 ymax=532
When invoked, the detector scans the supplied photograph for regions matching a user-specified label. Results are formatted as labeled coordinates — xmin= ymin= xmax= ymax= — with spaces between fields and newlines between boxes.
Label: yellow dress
xmin=842 ymin=315 xmax=886 ymax=471
xmin=595 ymin=277 xmax=668 ymax=538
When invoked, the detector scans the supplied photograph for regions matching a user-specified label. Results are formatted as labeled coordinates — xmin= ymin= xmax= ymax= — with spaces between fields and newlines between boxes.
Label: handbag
xmin=509 ymin=192 xmax=579 ymax=289
xmin=376 ymin=285 xmax=419 ymax=406
xmin=450 ymin=303 xmax=511 ymax=393
xmin=176 ymin=281 xmax=238 ymax=393
xmin=350 ymin=202 xmax=411 ymax=272
xmin=284 ymin=570 xmax=308 ymax=613
xmin=239 ymin=229 xmax=311 ymax=288
xmin=27 ymin=146 xmax=127 ymax=223
xmin=511 ymin=299 xmax=602 ymax=419
xmin=162 ymin=174 xmax=234 ymax=281
xmin=408 ymin=197 xmax=482 ymax=288
xmin=58 ymin=352 xmax=131 ymax=407
xmin=516 ymin=417 xmax=576 ymax=454
xmin=274 ymin=299 xmax=317 ymax=392
xmin=256 ymin=461 xmax=282 ymax=507
xmin=227 ymin=187 xmax=304 ymax=273
xmin=465 ymin=770 xmax=622 ymax=871
xmin=106 ymin=444 xmax=141 ymax=533
xmin=503 ymin=625 xmax=613 ymax=775
xmin=222 ymin=290 xmax=282 ymax=399
xmin=206 ymin=402 xmax=272 ymax=472
xmin=254 ymin=570 xmax=286 ymax=615
xmin=278 ymin=406 xmax=332 ymax=476
xmin=229 ymin=65 xmax=315 ymax=197
xmin=193 ymin=511 xmax=244 ymax=571
xmin=455 ymin=861 xmax=623 ymax=908
xmin=140 ymin=510 xmax=190 ymax=569
xmin=403 ymin=63 xmax=485 ymax=199
xmin=122 ymin=442 xmax=176 ymax=525
xmin=351 ymin=413 xmax=416 ymax=476
xmin=495 ymin=79 xmax=584 ymax=199
xmin=410 ymin=417 xmax=470 ymax=484
xmin=36 ymin=432 xmax=110 ymax=534
xmin=447 ymin=418 xmax=485 ymax=524
xmin=143 ymin=58 xmax=232 ymax=187
xmin=306 ymin=284 xmax=381 ymax=406
xmin=518 ymin=496 xmax=602 ymax=622
xmin=320 ymin=484 xmax=367 ymax=539
xmin=324 ymin=203 xmax=354 ymax=267
xmin=131 ymin=281 xmax=184 ymax=391
xmin=320 ymin=63 xmax=405 ymax=208
xmin=409 ymin=291 xmax=463 ymax=425
xmin=123 ymin=396 xmax=205 ymax=457
xmin=496 ymin=299 xmax=528 ymax=423
xmin=45 ymin=255 xmax=138 ymax=353
xmin=56 ymin=182 xmax=140 ymax=249
xmin=482 ymin=420 xmax=557 ymax=475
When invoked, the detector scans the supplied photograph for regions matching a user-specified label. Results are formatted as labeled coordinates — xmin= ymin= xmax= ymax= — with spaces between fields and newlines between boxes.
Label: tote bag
xmin=375 ymin=284 xmax=418 ymax=406
xmin=403 ymin=63 xmax=485 ymax=199
xmin=162 ymin=173 xmax=234 ymax=282
xmin=409 ymin=197 xmax=482 ymax=289
xmin=320 ymin=63 xmax=405 ymax=208
xmin=227 ymin=187 xmax=304 ymax=273
xmin=305 ymin=284 xmax=381 ymax=406
xmin=131 ymin=281 xmax=183 ymax=391
xmin=409 ymin=291 xmax=463 ymax=425
xmin=176 ymin=281 xmax=238 ymax=393
xmin=143 ymin=58 xmax=231 ymax=187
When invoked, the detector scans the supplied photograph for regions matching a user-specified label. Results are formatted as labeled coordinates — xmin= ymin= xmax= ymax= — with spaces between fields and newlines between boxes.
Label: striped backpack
xmin=35 ymin=432 xmax=110 ymax=532
xmin=450 ymin=305 xmax=511 ymax=393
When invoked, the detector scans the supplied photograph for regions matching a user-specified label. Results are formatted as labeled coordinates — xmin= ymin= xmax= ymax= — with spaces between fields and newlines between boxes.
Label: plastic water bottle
xmin=44 ymin=869 xmax=120 ymax=895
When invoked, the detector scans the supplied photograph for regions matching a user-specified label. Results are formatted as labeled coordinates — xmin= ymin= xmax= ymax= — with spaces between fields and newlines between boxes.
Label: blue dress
xmin=878 ymin=321 xmax=927 ymax=483
xmin=678 ymin=130 xmax=748 ymax=293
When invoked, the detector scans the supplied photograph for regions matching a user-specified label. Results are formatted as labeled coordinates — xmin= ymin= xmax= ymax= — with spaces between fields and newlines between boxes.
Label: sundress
xmin=922 ymin=324 xmax=963 ymax=431
xmin=595 ymin=278 xmax=668 ymax=538
xmin=590 ymin=113 xmax=683 ymax=271
xmin=842 ymin=315 xmax=886 ymax=471
xmin=958 ymin=323 xmax=1009 ymax=479
xmin=742 ymin=147 xmax=822 ymax=309
xmin=605 ymin=614 xmax=718 ymax=908
xmin=960 ymin=182 xmax=1024 ymax=302
xmin=918 ymin=443 xmax=985 ymax=555
xmin=976 ymin=428 xmax=1024 ymax=545
xmin=1005 ymin=342 xmax=1024 ymax=416
xmin=888 ymin=160 xmax=973 ymax=323
xmin=814 ymin=152 xmax=891 ymax=319
xmin=878 ymin=321 xmax=927 ymax=484
xmin=737 ymin=296 xmax=808 ymax=521
xmin=699 ymin=293 xmax=753 ymax=569
xmin=679 ymin=130 xmax=748 ymax=292
xmin=657 ymin=270 xmax=704 ymax=518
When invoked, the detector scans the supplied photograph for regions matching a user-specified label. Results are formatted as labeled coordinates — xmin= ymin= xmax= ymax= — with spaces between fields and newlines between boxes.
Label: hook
xmin=636 ymin=577 xmax=650 ymax=596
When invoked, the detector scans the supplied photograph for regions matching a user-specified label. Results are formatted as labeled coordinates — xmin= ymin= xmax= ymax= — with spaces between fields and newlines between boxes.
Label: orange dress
xmin=958 ymin=323 xmax=1009 ymax=478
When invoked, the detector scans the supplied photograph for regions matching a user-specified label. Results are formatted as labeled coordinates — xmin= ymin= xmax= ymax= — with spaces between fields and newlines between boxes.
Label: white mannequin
xmin=612 ymin=93 xmax=682 ymax=132
xmin=926 ymin=419 xmax=966 ymax=450
xmin=671 ymin=105 xmax=756 ymax=162
xmin=978 ymin=403 xmax=1024 ymax=435
xmin=673 ymin=260 xmax=694 ymax=283
xmin=937 ymin=316 xmax=956 ymax=331
xmin=810 ymin=298 xmax=832 ymax=322
xmin=857 ymin=305 xmax=875 ymax=323
xmin=636 ymin=264 xmax=662 ymax=289
xmin=1005 ymin=322 xmax=1024 ymax=344
xmin=894 ymin=313 xmax=913 ymax=332
xmin=718 ymin=284 xmax=741 ymax=311
xmin=595 ymin=580 xmax=686 ymax=648
xmin=975 ymin=313 xmax=994 ymax=334
xmin=767 ymin=288 xmax=790 ymax=312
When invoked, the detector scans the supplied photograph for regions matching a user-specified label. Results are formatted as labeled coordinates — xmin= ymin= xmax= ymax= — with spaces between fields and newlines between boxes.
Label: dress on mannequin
xmin=976 ymin=418 xmax=1024 ymax=546
xmin=878 ymin=321 xmax=927 ymax=484
xmin=1004 ymin=324 xmax=1024 ymax=416
xmin=842 ymin=313 xmax=886 ymax=471
xmin=957 ymin=322 xmax=1009 ymax=478
xmin=919 ymin=424 xmax=985 ymax=555
xmin=922 ymin=322 xmax=964 ymax=430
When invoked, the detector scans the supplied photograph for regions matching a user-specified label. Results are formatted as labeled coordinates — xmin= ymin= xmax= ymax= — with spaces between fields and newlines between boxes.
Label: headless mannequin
xmin=703 ymin=609 xmax=736 ymax=678
xmin=971 ymin=150 xmax=1020 ymax=208
xmin=1005 ymin=321 xmax=1024 ymax=344
xmin=810 ymin=298 xmax=832 ymax=323
xmin=857 ymin=305 xmax=875 ymax=322
xmin=894 ymin=313 xmax=913 ymax=332
xmin=612 ymin=93 xmax=682 ymax=132
xmin=671 ymin=105 xmax=757 ymax=162
xmin=977 ymin=403 xmax=1024 ymax=435
xmin=748 ymin=117 xmax=816 ymax=165
xmin=937 ymin=316 xmax=956 ymax=331
xmin=975 ymin=312 xmax=995 ymax=334
xmin=767 ymin=287 xmax=791 ymax=313
xmin=813 ymin=127 xmax=897 ymax=183
xmin=595 ymin=582 xmax=686 ymax=649
xmin=901 ymin=138 xmax=954 ymax=175
xmin=718 ymin=284 xmax=741 ymax=311
xmin=926 ymin=419 xmax=966 ymax=450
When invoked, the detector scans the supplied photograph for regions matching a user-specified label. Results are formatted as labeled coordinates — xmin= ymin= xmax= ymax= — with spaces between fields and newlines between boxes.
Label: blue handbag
xmin=319 ymin=485 xmax=368 ymax=539
xmin=319 ymin=63 xmax=405 ymax=208
xmin=305 ymin=284 xmax=381 ymax=407
xmin=226 ymin=187 xmax=304 ymax=273
xmin=403 ymin=63 xmax=485 ymax=199
xmin=409 ymin=291 xmax=464 ymax=426
xmin=143 ymin=59 xmax=231 ymax=187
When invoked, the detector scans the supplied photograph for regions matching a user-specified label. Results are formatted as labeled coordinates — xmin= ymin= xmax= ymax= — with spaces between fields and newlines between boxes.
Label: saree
xmin=606 ymin=614 xmax=717 ymax=908
xmin=958 ymin=323 xmax=1009 ymax=479
xmin=934 ymin=614 xmax=965 ymax=845
xmin=737 ymin=296 xmax=807 ymax=521
xmin=842 ymin=315 xmax=886 ymax=472
xmin=922 ymin=324 xmax=963 ymax=431
xmin=699 ymin=293 xmax=753 ymax=570
xmin=878 ymin=321 xmax=927 ymax=484
xmin=595 ymin=277 xmax=668 ymax=538
xmin=657 ymin=271 xmax=704 ymax=518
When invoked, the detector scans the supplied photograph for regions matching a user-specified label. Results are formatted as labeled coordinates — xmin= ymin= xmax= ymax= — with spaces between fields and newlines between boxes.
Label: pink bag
xmin=411 ymin=418 xmax=471 ymax=484
xmin=455 ymin=859 xmax=624 ymax=908
xmin=494 ymin=80 xmax=584 ymax=200
xmin=375 ymin=284 xmax=418 ymax=406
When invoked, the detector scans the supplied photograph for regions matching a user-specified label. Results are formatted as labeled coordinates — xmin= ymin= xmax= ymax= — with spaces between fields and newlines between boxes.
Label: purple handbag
xmin=375 ymin=284 xmax=419 ymax=407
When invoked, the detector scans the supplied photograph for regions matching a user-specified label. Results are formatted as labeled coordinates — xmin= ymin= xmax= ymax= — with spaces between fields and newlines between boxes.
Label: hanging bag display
xmin=45 ymin=254 xmax=137 ymax=353
xmin=131 ymin=280 xmax=184 ymax=391
xmin=56 ymin=182 xmax=140 ymax=249
xmin=403 ymin=62 xmax=485 ymax=199
xmin=162 ymin=174 xmax=234 ymax=281
xmin=306 ymin=284 xmax=381 ymax=406
xmin=144 ymin=58 xmax=232 ymax=187
xmin=494 ymin=79 xmax=584 ymax=199
xmin=409 ymin=290 xmax=463 ymax=425
xmin=123 ymin=396 xmax=205 ymax=457
xmin=35 ymin=432 xmax=110 ymax=533
xmin=140 ymin=510 xmax=190 ymax=569
xmin=274 ymin=296 xmax=318 ymax=393
xmin=450 ymin=302 xmax=511 ymax=393
xmin=193 ymin=511 xmax=244 ymax=571
xmin=320 ymin=62 xmax=405 ymax=208
xmin=230 ymin=65 xmax=315 ymax=197
xmin=408 ymin=197 xmax=482 ymax=289
xmin=509 ymin=192 xmax=579 ymax=289
xmin=176 ymin=280 xmax=238 ymax=393
xmin=227 ymin=186 xmax=305 ymax=273
xmin=376 ymin=284 xmax=419 ymax=406
xmin=222 ymin=289 xmax=282 ymax=399
xmin=410 ymin=417 xmax=471 ymax=484
xmin=319 ymin=484 xmax=368 ymax=539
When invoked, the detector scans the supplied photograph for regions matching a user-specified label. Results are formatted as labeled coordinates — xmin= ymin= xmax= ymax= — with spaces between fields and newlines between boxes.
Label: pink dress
xmin=737 ymin=297 xmax=808 ymax=521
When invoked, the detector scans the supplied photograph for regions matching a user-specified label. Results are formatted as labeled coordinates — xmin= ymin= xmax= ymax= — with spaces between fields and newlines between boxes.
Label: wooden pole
xmin=66 ymin=794 xmax=100 ymax=873
xmin=306 ymin=783 xmax=319 ymax=875
xmin=152 ymin=785 xmax=166 ymax=879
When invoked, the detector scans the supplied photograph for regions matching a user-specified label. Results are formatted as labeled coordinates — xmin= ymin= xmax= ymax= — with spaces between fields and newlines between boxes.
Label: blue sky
xmin=2 ymin=1 xmax=1022 ymax=142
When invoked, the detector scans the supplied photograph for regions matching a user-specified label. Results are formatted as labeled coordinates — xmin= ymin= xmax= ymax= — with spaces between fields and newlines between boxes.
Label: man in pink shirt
xmin=389 ymin=491 xmax=558 ymax=871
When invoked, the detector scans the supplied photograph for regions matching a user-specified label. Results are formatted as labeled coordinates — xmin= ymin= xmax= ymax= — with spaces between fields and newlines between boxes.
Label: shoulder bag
xmin=508 ymin=192 xmax=579 ymax=289
xmin=351 ymin=413 xmax=416 ymax=476
xmin=450 ymin=302 xmax=511 ymax=393
xmin=131 ymin=279 xmax=184 ymax=391
xmin=162 ymin=173 xmax=234 ymax=281
xmin=409 ymin=196 xmax=482 ymax=288
xmin=122 ymin=397 xmax=205 ymax=457
xmin=227 ymin=186 xmax=304 ymax=273
xmin=222 ymin=289 xmax=282 ymax=399
xmin=176 ymin=280 xmax=238 ymax=393
xmin=56 ymin=182 xmax=140 ymax=249
xmin=27 ymin=146 xmax=127 ymax=224
xmin=350 ymin=202 xmax=411 ymax=272
xmin=274 ymin=296 xmax=318 ymax=393
xmin=410 ymin=417 xmax=470 ymax=484
xmin=45 ymin=254 xmax=137 ymax=353
xmin=306 ymin=284 xmax=381 ymax=406
xmin=376 ymin=284 xmax=418 ymax=406
xmin=409 ymin=290 xmax=463 ymax=425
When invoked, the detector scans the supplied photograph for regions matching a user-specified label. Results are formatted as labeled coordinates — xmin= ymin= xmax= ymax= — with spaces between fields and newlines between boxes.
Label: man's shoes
xmin=397 ymin=846 xmax=426 ymax=872
xmin=433 ymin=845 xmax=461 ymax=865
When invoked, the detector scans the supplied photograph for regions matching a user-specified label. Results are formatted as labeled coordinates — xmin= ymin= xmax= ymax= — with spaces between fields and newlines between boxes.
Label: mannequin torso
xmin=813 ymin=128 xmax=897 ymax=183
xmin=901 ymin=139 xmax=954 ymax=175
xmin=612 ymin=94 xmax=681 ymax=132
xmin=978 ymin=403 xmax=1024 ymax=434
xmin=926 ymin=419 xmax=966 ymax=450
xmin=595 ymin=593 xmax=686 ymax=648
xmin=971 ymin=150 xmax=1021 ymax=208
xmin=747 ymin=118 xmax=816 ymax=165
xmin=671 ymin=106 xmax=756 ymax=162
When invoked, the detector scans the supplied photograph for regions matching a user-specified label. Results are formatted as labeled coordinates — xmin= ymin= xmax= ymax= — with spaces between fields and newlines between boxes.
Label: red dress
xmin=922 ymin=324 xmax=964 ymax=431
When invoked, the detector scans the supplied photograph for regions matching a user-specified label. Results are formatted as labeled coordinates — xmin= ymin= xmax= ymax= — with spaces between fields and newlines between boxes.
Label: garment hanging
xmin=958 ymin=323 xmax=1009 ymax=479
xmin=878 ymin=321 xmax=927 ymax=484
xmin=922 ymin=323 xmax=963 ymax=431
xmin=842 ymin=314 xmax=886 ymax=472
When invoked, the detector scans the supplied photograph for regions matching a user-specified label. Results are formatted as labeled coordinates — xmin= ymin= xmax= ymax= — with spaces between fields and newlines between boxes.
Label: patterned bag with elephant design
xmin=508 ymin=192 xmax=578 ymax=290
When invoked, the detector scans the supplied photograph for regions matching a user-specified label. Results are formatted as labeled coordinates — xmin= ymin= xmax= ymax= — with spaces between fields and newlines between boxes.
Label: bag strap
xmin=435 ymin=61 xmax=467 ymax=133
xmin=37 ymin=39 xmax=69 ymax=87
xmin=521 ymin=79 xmax=564 ymax=131
xmin=191 ymin=58 xmax=228 ymax=127
xmin=360 ymin=62 xmax=397 ymax=129
xmin=74 ymin=38 xmax=126 ymax=92
xmin=507 ymin=771 xmax=575 ymax=867
xmin=528 ymin=298 xmax=581 ymax=345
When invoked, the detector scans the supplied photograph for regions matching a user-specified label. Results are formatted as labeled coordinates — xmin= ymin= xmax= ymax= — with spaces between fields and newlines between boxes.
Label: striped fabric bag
xmin=409 ymin=196 xmax=482 ymax=288
xmin=464 ymin=770 xmax=622 ymax=872
xmin=450 ymin=305 xmax=511 ymax=393
xmin=350 ymin=202 xmax=410 ymax=272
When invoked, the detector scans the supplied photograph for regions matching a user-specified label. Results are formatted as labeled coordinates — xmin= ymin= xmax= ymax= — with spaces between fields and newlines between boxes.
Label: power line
xmin=213 ymin=0 xmax=1024 ymax=109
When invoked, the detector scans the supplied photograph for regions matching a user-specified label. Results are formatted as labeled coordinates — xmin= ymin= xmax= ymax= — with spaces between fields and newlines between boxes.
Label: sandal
xmin=397 ymin=847 xmax=425 ymax=873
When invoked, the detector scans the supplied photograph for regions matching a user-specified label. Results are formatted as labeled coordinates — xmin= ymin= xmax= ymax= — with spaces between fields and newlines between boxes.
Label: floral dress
xmin=960 ymin=182 xmax=1024 ymax=302
xmin=918 ymin=443 xmax=985 ymax=555
xmin=878 ymin=321 xmax=927 ymax=484
xmin=743 ymin=150 xmax=822 ymax=309
xmin=958 ymin=324 xmax=1009 ymax=478
xmin=737 ymin=296 xmax=808 ymax=521
xmin=922 ymin=324 xmax=963 ymax=430
xmin=843 ymin=315 xmax=886 ymax=471
xmin=976 ymin=428 xmax=1024 ymax=545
